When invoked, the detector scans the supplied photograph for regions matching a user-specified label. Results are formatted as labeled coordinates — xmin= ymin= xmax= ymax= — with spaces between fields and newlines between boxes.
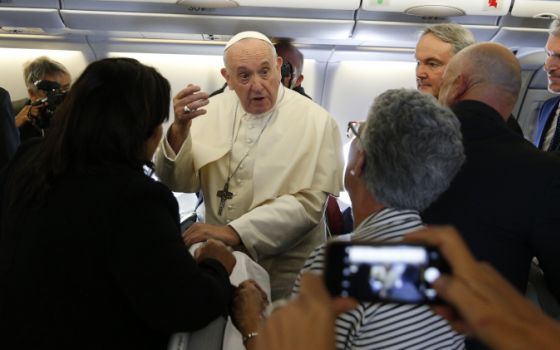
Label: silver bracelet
xmin=242 ymin=332 xmax=258 ymax=345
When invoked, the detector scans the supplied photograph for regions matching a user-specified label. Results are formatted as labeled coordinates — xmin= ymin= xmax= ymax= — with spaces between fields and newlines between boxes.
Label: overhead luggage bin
xmin=87 ymin=0 xmax=361 ymax=10
xmin=353 ymin=12 xmax=500 ymax=48
xmin=511 ymin=0 xmax=560 ymax=19
xmin=60 ymin=0 xmax=357 ymax=40
xmin=60 ymin=10 xmax=355 ymax=39
xmin=0 ymin=8 xmax=65 ymax=33
xmin=361 ymin=0 xmax=512 ymax=17
xmin=0 ymin=0 xmax=65 ymax=33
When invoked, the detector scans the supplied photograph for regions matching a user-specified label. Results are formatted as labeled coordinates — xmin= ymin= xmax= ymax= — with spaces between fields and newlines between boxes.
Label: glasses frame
xmin=347 ymin=121 xmax=364 ymax=142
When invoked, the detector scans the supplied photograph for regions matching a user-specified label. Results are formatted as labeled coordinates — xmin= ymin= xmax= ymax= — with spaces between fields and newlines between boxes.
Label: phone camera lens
xmin=424 ymin=267 xmax=441 ymax=283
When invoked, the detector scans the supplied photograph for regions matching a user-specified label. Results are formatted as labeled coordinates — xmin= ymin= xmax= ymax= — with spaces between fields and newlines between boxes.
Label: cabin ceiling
xmin=0 ymin=0 xmax=554 ymax=64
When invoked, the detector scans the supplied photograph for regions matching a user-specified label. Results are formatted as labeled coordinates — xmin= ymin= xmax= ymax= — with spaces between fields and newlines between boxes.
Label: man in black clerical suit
xmin=534 ymin=20 xmax=560 ymax=151
xmin=423 ymin=42 xmax=560 ymax=349
xmin=0 ymin=87 xmax=19 ymax=169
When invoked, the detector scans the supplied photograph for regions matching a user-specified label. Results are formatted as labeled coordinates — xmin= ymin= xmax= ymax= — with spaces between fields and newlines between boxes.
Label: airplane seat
xmin=325 ymin=195 xmax=344 ymax=237
xmin=525 ymin=258 xmax=560 ymax=321
xmin=517 ymin=66 xmax=557 ymax=143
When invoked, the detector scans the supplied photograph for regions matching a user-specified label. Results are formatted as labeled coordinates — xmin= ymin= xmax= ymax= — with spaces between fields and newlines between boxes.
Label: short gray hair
xmin=421 ymin=23 xmax=476 ymax=54
xmin=550 ymin=19 xmax=560 ymax=37
xmin=362 ymin=89 xmax=465 ymax=211
xmin=23 ymin=56 xmax=70 ymax=90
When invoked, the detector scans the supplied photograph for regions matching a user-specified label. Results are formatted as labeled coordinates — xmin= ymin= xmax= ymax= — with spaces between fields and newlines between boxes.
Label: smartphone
xmin=324 ymin=241 xmax=449 ymax=304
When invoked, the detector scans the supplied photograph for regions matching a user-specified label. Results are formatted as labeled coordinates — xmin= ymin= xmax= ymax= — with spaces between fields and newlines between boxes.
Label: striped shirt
xmin=293 ymin=208 xmax=465 ymax=350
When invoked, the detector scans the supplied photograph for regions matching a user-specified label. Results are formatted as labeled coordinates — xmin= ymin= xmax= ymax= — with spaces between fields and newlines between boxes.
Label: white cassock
xmin=155 ymin=85 xmax=344 ymax=300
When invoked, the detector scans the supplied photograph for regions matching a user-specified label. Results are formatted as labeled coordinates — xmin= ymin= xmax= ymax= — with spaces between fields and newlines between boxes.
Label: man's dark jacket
xmin=0 ymin=88 xmax=19 ymax=169
xmin=423 ymin=100 xmax=560 ymax=300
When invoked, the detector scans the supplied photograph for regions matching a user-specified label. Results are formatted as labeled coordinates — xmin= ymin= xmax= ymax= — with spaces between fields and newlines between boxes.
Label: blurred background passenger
xmin=12 ymin=56 xmax=71 ymax=141
xmin=0 ymin=87 xmax=19 ymax=169
xmin=274 ymin=39 xmax=310 ymax=99
xmin=0 ymin=57 xmax=235 ymax=349
xmin=233 ymin=89 xmax=466 ymax=349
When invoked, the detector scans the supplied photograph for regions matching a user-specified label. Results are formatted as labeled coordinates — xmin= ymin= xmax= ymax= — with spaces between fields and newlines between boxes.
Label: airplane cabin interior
xmin=1 ymin=1 xmax=560 ymax=348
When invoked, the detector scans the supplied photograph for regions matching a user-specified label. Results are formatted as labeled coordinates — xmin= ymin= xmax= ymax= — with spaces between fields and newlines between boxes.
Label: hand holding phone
xmin=324 ymin=241 xmax=450 ymax=304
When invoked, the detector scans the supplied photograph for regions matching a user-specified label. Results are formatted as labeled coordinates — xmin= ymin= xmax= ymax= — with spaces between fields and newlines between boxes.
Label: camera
xmin=31 ymin=80 xmax=68 ymax=129
xmin=280 ymin=61 xmax=294 ymax=88
xmin=324 ymin=241 xmax=449 ymax=304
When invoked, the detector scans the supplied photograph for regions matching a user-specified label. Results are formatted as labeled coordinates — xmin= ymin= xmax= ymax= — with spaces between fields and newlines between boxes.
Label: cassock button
xmin=239 ymin=164 xmax=244 ymax=169
xmin=237 ymin=178 xmax=242 ymax=184
xmin=228 ymin=205 xmax=233 ymax=210
xmin=246 ymin=138 xmax=253 ymax=144
xmin=248 ymin=124 xmax=254 ymax=129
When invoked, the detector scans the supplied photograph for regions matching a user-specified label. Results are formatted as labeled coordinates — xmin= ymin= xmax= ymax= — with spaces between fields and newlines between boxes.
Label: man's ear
xmin=220 ymin=67 xmax=229 ymax=83
xmin=353 ymin=149 xmax=366 ymax=178
xmin=295 ymin=74 xmax=304 ymax=87
xmin=450 ymin=73 xmax=468 ymax=102
xmin=276 ymin=56 xmax=283 ymax=70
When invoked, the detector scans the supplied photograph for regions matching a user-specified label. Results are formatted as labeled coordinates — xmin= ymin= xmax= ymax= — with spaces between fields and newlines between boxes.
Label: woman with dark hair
xmin=0 ymin=58 xmax=235 ymax=349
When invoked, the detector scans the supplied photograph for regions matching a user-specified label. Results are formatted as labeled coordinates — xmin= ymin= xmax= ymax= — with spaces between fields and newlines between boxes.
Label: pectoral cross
xmin=217 ymin=181 xmax=233 ymax=216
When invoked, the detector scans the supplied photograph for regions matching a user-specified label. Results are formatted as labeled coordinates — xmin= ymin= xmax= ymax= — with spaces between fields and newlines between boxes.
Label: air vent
xmin=405 ymin=5 xmax=465 ymax=17
xmin=202 ymin=34 xmax=231 ymax=41
xmin=176 ymin=0 xmax=239 ymax=8
xmin=533 ymin=13 xmax=558 ymax=20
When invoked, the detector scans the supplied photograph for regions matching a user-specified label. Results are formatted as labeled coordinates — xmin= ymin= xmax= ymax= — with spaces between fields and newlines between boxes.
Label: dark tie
xmin=547 ymin=105 xmax=560 ymax=152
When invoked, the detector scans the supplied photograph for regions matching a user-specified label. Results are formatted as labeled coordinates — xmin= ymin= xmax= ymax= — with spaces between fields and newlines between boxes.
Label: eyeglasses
xmin=346 ymin=121 xmax=364 ymax=141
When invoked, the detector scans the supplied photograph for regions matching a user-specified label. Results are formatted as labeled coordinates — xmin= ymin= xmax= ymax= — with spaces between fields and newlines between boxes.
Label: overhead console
xmin=0 ymin=0 xmax=556 ymax=51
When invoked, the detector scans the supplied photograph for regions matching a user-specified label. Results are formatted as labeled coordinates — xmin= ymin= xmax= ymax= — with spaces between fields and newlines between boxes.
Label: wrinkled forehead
xmin=546 ymin=33 xmax=560 ymax=52
xmin=415 ymin=33 xmax=454 ymax=61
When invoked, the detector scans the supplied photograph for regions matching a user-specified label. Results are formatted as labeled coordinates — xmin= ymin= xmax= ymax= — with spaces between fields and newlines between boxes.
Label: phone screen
xmin=324 ymin=242 xmax=449 ymax=304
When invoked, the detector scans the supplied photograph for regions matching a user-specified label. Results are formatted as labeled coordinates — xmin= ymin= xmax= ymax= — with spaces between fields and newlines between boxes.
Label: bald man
xmin=155 ymin=31 xmax=343 ymax=300
xmin=423 ymin=42 xmax=560 ymax=314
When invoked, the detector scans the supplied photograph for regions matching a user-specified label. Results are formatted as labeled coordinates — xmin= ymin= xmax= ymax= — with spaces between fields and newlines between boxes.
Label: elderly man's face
xmin=545 ymin=34 xmax=560 ymax=93
xmin=415 ymin=33 xmax=455 ymax=97
xmin=222 ymin=39 xmax=282 ymax=114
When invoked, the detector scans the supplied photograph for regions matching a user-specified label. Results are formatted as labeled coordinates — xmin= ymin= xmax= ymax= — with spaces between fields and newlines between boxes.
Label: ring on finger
xmin=183 ymin=104 xmax=191 ymax=113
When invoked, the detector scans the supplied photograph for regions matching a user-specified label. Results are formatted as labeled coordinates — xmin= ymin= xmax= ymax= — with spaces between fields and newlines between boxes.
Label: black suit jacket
xmin=0 ymin=88 xmax=19 ymax=170
xmin=0 ymin=141 xmax=233 ymax=349
xmin=423 ymin=100 xmax=560 ymax=300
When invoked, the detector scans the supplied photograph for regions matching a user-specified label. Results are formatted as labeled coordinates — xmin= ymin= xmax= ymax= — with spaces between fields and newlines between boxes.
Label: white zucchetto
xmin=224 ymin=31 xmax=273 ymax=52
